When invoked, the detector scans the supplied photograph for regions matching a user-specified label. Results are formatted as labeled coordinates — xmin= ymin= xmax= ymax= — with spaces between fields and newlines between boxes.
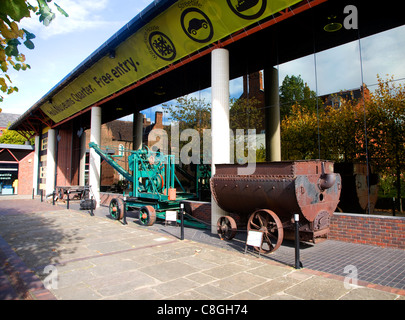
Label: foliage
xmin=163 ymin=96 xmax=211 ymax=163
xmin=319 ymin=96 xmax=364 ymax=162
xmin=256 ymin=144 xmax=266 ymax=162
xmin=163 ymin=95 xmax=264 ymax=132
xmin=281 ymin=104 xmax=319 ymax=160
xmin=229 ymin=96 xmax=263 ymax=131
xmin=163 ymin=96 xmax=211 ymax=135
xmin=281 ymin=74 xmax=404 ymax=201
xmin=366 ymin=75 xmax=405 ymax=201
xmin=0 ymin=0 xmax=68 ymax=102
xmin=378 ymin=174 xmax=404 ymax=197
xmin=279 ymin=74 xmax=320 ymax=119
xmin=163 ymin=95 xmax=264 ymax=162
xmin=366 ymin=75 xmax=405 ymax=172
xmin=0 ymin=127 xmax=32 ymax=144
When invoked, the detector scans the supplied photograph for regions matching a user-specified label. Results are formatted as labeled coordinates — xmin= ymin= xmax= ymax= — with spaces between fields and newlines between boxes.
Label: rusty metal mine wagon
xmin=210 ymin=160 xmax=342 ymax=254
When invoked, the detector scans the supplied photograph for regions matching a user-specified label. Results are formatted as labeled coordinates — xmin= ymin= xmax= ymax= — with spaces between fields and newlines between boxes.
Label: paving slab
xmin=285 ymin=276 xmax=350 ymax=300
xmin=249 ymin=275 xmax=301 ymax=298
xmin=139 ymin=260 xmax=199 ymax=282
xmin=0 ymin=198 xmax=404 ymax=301
xmin=193 ymin=283 xmax=234 ymax=299
xmin=210 ymin=271 xmax=265 ymax=293
xmin=339 ymin=286 xmax=400 ymax=300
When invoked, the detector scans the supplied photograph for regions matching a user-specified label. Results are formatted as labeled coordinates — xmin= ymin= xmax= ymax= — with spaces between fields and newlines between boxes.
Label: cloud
xmin=21 ymin=0 xmax=127 ymax=39
xmin=277 ymin=25 xmax=405 ymax=96
xmin=359 ymin=25 xmax=405 ymax=86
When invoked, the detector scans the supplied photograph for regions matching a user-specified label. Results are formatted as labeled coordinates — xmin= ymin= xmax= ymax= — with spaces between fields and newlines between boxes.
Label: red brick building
xmin=85 ymin=120 xmax=133 ymax=190
xmin=82 ymin=112 xmax=164 ymax=190
xmin=0 ymin=144 xmax=34 ymax=195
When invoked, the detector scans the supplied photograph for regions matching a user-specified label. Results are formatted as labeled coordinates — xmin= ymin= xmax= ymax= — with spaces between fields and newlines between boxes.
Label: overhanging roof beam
xmin=24 ymin=119 xmax=39 ymax=136
xmin=220 ymin=0 xmax=327 ymax=47
xmin=32 ymin=0 xmax=327 ymax=130
xmin=16 ymin=130 xmax=32 ymax=141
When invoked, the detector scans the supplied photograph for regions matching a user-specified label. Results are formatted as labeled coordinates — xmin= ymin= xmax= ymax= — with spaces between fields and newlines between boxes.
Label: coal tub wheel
xmin=139 ymin=205 xmax=156 ymax=226
xmin=217 ymin=216 xmax=237 ymax=240
xmin=247 ymin=209 xmax=284 ymax=254
xmin=109 ymin=198 xmax=125 ymax=220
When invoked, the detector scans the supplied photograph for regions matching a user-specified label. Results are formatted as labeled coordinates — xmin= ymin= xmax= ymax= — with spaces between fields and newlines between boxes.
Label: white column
xmin=32 ymin=135 xmax=40 ymax=195
xmin=89 ymin=106 xmax=101 ymax=207
xmin=133 ymin=112 xmax=143 ymax=150
xmin=211 ymin=48 xmax=230 ymax=233
xmin=45 ymin=129 xmax=56 ymax=196
xmin=79 ymin=131 xmax=86 ymax=186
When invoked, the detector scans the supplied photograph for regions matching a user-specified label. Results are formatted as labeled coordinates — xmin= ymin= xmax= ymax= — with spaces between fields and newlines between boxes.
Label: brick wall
xmin=100 ymin=192 xmax=124 ymax=206
xmin=182 ymin=203 xmax=405 ymax=250
xmin=182 ymin=201 xmax=211 ymax=224
xmin=18 ymin=151 xmax=34 ymax=195
xmin=98 ymin=191 xmax=405 ymax=250
xmin=85 ymin=120 xmax=133 ymax=187
xmin=329 ymin=212 xmax=405 ymax=250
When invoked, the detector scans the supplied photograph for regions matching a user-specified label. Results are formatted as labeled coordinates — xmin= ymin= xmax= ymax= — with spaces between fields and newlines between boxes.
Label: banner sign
xmin=41 ymin=0 xmax=300 ymax=123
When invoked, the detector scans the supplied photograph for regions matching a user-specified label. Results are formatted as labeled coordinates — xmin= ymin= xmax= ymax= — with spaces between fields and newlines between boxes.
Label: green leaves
xmin=0 ymin=0 xmax=68 ymax=102
xmin=23 ymin=39 xmax=34 ymax=49
xmin=0 ymin=0 xmax=31 ymax=22
xmin=37 ymin=0 xmax=56 ymax=26
xmin=22 ymin=28 xmax=35 ymax=49
xmin=5 ymin=38 xmax=21 ymax=56
xmin=23 ymin=28 xmax=35 ymax=40
xmin=54 ymin=3 xmax=69 ymax=17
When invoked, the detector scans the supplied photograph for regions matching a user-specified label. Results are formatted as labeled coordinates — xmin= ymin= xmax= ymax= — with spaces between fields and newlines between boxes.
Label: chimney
xmin=249 ymin=72 xmax=262 ymax=93
xmin=259 ymin=71 xmax=264 ymax=91
xmin=155 ymin=111 xmax=163 ymax=128
xmin=242 ymin=74 xmax=248 ymax=98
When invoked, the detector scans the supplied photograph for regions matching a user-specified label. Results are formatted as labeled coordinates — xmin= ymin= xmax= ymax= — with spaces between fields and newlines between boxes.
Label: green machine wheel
xmin=109 ymin=198 xmax=125 ymax=220
xmin=139 ymin=205 xmax=156 ymax=226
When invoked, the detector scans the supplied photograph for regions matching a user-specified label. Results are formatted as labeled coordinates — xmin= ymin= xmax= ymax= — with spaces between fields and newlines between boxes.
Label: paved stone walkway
xmin=0 ymin=198 xmax=404 ymax=300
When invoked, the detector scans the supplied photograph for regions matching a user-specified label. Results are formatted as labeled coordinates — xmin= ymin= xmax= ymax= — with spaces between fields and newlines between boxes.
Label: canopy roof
xmin=10 ymin=0 xmax=405 ymax=136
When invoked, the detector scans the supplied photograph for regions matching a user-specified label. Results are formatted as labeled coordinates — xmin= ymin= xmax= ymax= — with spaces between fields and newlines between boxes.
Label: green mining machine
xmin=89 ymin=142 xmax=209 ymax=228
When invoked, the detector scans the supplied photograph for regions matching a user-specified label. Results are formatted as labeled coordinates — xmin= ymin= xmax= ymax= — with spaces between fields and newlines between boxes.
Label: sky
xmin=1 ymin=0 xmax=405 ymax=123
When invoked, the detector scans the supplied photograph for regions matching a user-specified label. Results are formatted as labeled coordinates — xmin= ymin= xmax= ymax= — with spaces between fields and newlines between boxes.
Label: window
xmin=41 ymin=137 xmax=48 ymax=151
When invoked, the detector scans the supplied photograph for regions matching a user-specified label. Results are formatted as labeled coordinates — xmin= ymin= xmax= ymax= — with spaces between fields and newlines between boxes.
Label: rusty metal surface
xmin=334 ymin=162 xmax=379 ymax=214
xmin=247 ymin=209 xmax=284 ymax=254
xmin=217 ymin=216 xmax=237 ymax=240
xmin=210 ymin=160 xmax=342 ymax=243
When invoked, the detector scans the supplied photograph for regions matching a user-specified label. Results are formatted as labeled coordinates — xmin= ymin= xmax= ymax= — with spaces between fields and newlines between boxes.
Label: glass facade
xmin=141 ymin=11 xmax=405 ymax=217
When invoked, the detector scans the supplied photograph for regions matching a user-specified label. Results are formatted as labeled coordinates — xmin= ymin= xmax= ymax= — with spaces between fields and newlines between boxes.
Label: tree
xmin=319 ymin=96 xmax=365 ymax=162
xmin=0 ymin=0 xmax=68 ymax=102
xmin=163 ymin=95 xmax=263 ymax=133
xmin=163 ymin=95 xmax=264 ymax=163
xmin=281 ymin=88 xmax=368 ymax=162
xmin=0 ymin=127 xmax=31 ymax=144
xmin=279 ymin=74 xmax=319 ymax=119
xmin=281 ymin=104 xmax=319 ymax=160
xmin=163 ymin=96 xmax=211 ymax=135
xmin=280 ymin=74 xmax=405 ymax=206
xmin=366 ymin=75 xmax=405 ymax=203
xmin=229 ymin=96 xmax=263 ymax=131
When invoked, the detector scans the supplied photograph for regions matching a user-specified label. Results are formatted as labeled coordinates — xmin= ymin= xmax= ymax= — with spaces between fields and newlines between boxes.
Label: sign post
xmin=245 ymin=230 xmax=264 ymax=258
xmin=294 ymin=214 xmax=303 ymax=269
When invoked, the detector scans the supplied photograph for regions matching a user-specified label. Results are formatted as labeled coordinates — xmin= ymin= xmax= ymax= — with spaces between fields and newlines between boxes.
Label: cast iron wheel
xmin=247 ymin=209 xmax=284 ymax=254
xmin=217 ymin=216 xmax=237 ymax=240
xmin=109 ymin=198 xmax=125 ymax=220
xmin=139 ymin=205 xmax=156 ymax=226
